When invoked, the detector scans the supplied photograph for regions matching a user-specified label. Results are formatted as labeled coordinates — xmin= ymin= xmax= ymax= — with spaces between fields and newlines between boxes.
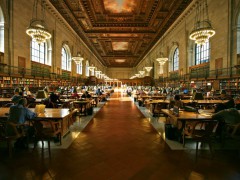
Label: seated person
xmin=11 ymin=87 xmax=23 ymax=104
xmin=81 ymin=91 xmax=92 ymax=99
xmin=217 ymin=90 xmax=232 ymax=100
xmin=212 ymin=108 xmax=240 ymax=138
xmin=169 ymin=94 xmax=183 ymax=109
xmin=11 ymin=94 xmax=22 ymax=104
xmin=214 ymin=97 xmax=235 ymax=113
xmin=7 ymin=98 xmax=37 ymax=148
xmin=174 ymin=94 xmax=184 ymax=108
xmin=47 ymin=92 xmax=61 ymax=108
xmin=234 ymin=96 xmax=240 ymax=110
xmin=72 ymin=87 xmax=80 ymax=99
xmin=96 ymin=88 xmax=102 ymax=96
xmin=49 ymin=92 xmax=61 ymax=103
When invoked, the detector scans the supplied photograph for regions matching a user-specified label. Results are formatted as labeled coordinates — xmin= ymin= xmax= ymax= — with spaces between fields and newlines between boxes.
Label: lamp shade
xmin=36 ymin=90 xmax=48 ymax=99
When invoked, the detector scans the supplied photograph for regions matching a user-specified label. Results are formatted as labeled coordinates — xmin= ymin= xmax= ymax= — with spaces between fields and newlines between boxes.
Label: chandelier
xmin=135 ymin=74 xmax=140 ymax=78
xmin=145 ymin=67 xmax=152 ymax=72
xmin=72 ymin=52 xmax=84 ymax=65
xmin=156 ymin=58 xmax=168 ymax=65
xmin=26 ymin=0 xmax=51 ymax=44
xmin=189 ymin=0 xmax=215 ymax=45
xmin=156 ymin=52 xmax=168 ymax=65
xmin=139 ymin=71 xmax=145 ymax=76
xmin=88 ymin=66 xmax=95 ymax=72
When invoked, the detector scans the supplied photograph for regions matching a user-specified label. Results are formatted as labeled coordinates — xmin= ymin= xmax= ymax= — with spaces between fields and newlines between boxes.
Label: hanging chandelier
xmin=156 ymin=53 xmax=168 ymax=65
xmin=72 ymin=52 xmax=84 ymax=65
xmin=135 ymin=73 xmax=140 ymax=78
xmin=139 ymin=71 xmax=145 ymax=76
xmin=26 ymin=0 xmax=51 ymax=44
xmin=189 ymin=0 xmax=215 ymax=45
xmin=157 ymin=58 xmax=168 ymax=65
xmin=145 ymin=67 xmax=152 ymax=72
xmin=88 ymin=66 xmax=95 ymax=72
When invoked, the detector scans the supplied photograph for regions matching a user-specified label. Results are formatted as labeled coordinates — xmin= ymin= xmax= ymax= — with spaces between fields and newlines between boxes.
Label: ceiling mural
xmin=49 ymin=0 xmax=192 ymax=67
xmin=103 ymin=0 xmax=137 ymax=13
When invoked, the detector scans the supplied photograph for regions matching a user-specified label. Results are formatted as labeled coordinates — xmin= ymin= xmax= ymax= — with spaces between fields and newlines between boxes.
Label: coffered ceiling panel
xmin=49 ymin=0 xmax=192 ymax=67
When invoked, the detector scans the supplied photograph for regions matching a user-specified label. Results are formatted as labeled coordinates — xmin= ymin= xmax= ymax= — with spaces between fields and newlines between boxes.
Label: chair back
xmin=0 ymin=121 xmax=7 ymax=141
xmin=192 ymin=120 xmax=218 ymax=139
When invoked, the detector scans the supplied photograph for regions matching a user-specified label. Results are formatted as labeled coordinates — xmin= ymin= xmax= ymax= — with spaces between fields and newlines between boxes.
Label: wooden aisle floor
xmin=0 ymin=92 xmax=240 ymax=179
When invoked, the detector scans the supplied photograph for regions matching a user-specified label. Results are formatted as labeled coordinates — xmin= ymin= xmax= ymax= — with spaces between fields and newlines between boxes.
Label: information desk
xmin=0 ymin=107 xmax=77 ymax=137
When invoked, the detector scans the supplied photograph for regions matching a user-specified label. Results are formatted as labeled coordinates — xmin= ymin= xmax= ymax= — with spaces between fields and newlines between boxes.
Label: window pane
xmin=195 ymin=42 xmax=210 ymax=65
xmin=173 ymin=48 xmax=179 ymax=71
xmin=31 ymin=40 xmax=46 ymax=64
xmin=62 ymin=48 xmax=67 ymax=70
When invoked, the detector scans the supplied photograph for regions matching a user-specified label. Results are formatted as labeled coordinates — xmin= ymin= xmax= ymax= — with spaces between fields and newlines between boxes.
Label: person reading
xmin=7 ymin=98 xmax=37 ymax=148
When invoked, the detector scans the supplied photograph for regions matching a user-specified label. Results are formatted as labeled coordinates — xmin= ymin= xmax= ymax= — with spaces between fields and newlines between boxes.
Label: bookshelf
xmin=219 ymin=78 xmax=240 ymax=96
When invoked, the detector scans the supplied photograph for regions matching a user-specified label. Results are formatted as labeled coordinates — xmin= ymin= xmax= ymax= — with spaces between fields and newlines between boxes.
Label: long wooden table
xmin=161 ymin=109 xmax=214 ymax=146
xmin=181 ymin=99 xmax=229 ymax=105
xmin=73 ymin=99 xmax=93 ymax=116
xmin=0 ymin=107 xmax=77 ymax=137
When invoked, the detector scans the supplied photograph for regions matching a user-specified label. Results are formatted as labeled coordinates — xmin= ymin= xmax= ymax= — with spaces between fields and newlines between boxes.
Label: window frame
xmin=195 ymin=42 xmax=210 ymax=65
xmin=173 ymin=48 xmax=179 ymax=71
xmin=31 ymin=40 xmax=46 ymax=64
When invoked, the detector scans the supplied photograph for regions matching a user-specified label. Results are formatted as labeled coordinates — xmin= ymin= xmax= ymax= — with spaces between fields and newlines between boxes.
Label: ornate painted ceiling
xmin=49 ymin=0 xmax=192 ymax=68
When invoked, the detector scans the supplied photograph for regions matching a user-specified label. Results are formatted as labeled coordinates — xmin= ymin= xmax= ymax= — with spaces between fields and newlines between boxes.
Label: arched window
xmin=76 ymin=61 xmax=83 ymax=75
xmin=62 ymin=48 xmax=67 ymax=70
xmin=85 ymin=60 xmax=89 ymax=76
xmin=90 ymin=65 xmax=95 ymax=76
xmin=236 ymin=11 xmax=240 ymax=54
xmin=31 ymin=39 xmax=52 ymax=65
xmin=195 ymin=42 xmax=210 ymax=65
xmin=61 ymin=45 xmax=71 ymax=71
xmin=0 ymin=7 xmax=4 ymax=53
xmin=31 ymin=40 xmax=46 ymax=64
xmin=173 ymin=48 xmax=179 ymax=71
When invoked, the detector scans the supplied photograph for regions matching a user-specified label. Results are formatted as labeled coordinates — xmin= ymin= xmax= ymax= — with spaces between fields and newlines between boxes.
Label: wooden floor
xmin=0 ymin=92 xmax=240 ymax=179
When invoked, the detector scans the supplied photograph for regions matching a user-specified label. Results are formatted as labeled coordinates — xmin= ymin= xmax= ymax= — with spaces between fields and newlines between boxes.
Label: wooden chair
xmin=31 ymin=119 xmax=62 ymax=156
xmin=0 ymin=121 xmax=11 ymax=156
xmin=190 ymin=120 xmax=218 ymax=160
xmin=152 ymin=103 xmax=165 ymax=117
xmin=0 ymin=121 xmax=27 ymax=157
xmin=27 ymin=102 xmax=37 ymax=108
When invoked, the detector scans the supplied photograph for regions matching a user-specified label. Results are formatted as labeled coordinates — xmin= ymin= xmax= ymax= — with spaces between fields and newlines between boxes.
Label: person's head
xmin=12 ymin=95 xmax=22 ymax=104
xmin=174 ymin=94 xmax=181 ymax=101
xmin=234 ymin=96 xmax=240 ymax=105
xmin=220 ymin=89 xmax=227 ymax=98
xmin=18 ymin=98 xmax=27 ymax=107
xmin=73 ymin=87 xmax=77 ymax=93
xmin=14 ymin=87 xmax=22 ymax=95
